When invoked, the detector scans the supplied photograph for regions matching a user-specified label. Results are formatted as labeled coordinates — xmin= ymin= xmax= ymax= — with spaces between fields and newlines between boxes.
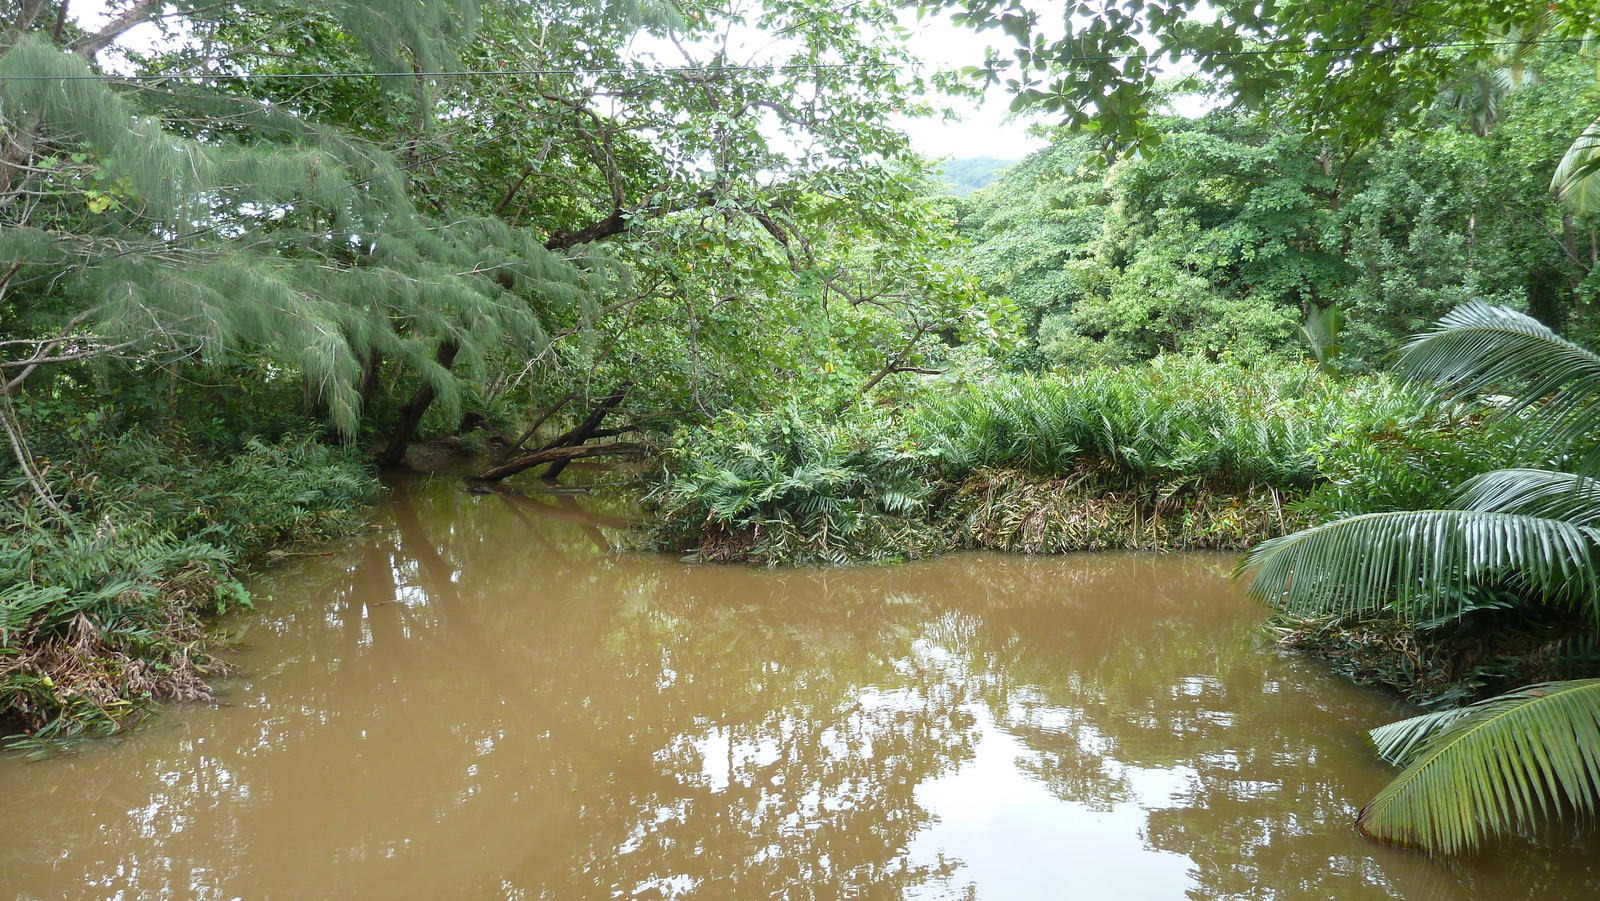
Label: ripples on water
xmin=2 ymin=475 xmax=1597 ymax=899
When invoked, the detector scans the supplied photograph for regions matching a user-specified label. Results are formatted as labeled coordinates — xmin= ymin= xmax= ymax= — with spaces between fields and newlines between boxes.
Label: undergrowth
xmin=1269 ymin=606 xmax=1600 ymax=709
xmin=645 ymin=405 xmax=946 ymax=566
xmin=947 ymin=466 xmax=1302 ymax=553
xmin=645 ymin=358 xmax=1483 ymax=565
xmin=0 ymin=431 xmax=379 ymax=745
xmin=910 ymin=356 xmax=1422 ymax=489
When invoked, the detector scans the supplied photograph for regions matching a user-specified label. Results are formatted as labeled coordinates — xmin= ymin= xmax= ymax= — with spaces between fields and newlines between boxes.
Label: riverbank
xmin=641 ymin=356 xmax=1581 ymax=709
xmin=0 ymin=431 xmax=381 ymax=746
xmin=643 ymin=358 xmax=1462 ymax=565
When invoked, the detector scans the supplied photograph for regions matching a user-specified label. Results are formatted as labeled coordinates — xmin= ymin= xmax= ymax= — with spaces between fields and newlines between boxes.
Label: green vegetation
xmin=3 ymin=0 xmax=1600 ymax=866
xmin=646 ymin=357 xmax=1483 ymax=562
xmin=937 ymin=156 xmax=1015 ymax=196
xmin=957 ymin=69 xmax=1600 ymax=372
xmin=648 ymin=405 xmax=945 ymax=565
xmin=1 ymin=427 xmax=378 ymax=742
xmin=1241 ymin=303 xmax=1600 ymax=855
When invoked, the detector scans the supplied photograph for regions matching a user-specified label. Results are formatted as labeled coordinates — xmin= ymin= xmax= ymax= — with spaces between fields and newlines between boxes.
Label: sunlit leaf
xmin=1359 ymin=680 xmax=1600 ymax=855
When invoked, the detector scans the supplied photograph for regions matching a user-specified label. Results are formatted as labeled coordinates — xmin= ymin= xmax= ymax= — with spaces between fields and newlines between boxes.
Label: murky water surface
xmin=4 ymin=475 xmax=1598 ymax=900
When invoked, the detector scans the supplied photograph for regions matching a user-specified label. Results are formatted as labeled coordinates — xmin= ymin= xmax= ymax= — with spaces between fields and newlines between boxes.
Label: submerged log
xmin=473 ymin=441 xmax=644 ymax=482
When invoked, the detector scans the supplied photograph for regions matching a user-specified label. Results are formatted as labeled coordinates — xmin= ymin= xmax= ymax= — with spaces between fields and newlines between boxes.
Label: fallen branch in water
xmin=474 ymin=442 xmax=646 ymax=482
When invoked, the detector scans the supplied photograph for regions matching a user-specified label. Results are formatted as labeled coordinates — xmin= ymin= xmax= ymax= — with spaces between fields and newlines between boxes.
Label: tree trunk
xmin=473 ymin=442 xmax=645 ymax=482
xmin=540 ymin=382 xmax=630 ymax=480
xmin=356 ymin=350 xmax=383 ymax=411
xmin=376 ymin=341 xmax=458 ymax=468
xmin=499 ymin=392 xmax=576 ymax=461
xmin=474 ymin=383 xmax=632 ymax=481
xmin=1564 ymin=214 xmax=1581 ymax=292
xmin=0 ymin=111 xmax=44 ymax=208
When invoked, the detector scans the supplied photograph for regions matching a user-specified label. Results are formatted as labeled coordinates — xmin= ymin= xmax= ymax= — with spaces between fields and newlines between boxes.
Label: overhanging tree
xmin=161 ymin=0 xmax=997 ymax=460
xmin=0 ymin=0 xmax=599 ymax=489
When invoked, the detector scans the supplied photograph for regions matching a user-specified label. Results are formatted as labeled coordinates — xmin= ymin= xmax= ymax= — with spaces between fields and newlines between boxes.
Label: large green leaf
xmin=1240 ymin=509 xmax=1600 ymax=622
xmin=1457 ymin=469 xmax=1600 ymax=526
xmin=1358 ymin=679 xmax=1600 ymax=855
xmin=1394 ymin=302 xmax=1600 ymax=469
xmin=1553 ymin=116 xmax=1600 ymax=215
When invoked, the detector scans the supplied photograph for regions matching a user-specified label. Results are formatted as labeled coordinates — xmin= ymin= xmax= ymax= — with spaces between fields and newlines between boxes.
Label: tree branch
xmin=846 ymin=324 xmax=932 ymax=409
xmin=5 ymin=0 xmax=47 ymax=40
xmin=69 ymin=0 xmax=162 ymax=59
xmin=544 ymin=208 xmax=628 ymax=250
xmin=473 ymin=442 xmax=645 ymax=482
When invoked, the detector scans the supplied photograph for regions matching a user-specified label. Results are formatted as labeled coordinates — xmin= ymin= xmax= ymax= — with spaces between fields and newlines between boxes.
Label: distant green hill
xmin=938 ymin=156 xmax=1016 ymax=196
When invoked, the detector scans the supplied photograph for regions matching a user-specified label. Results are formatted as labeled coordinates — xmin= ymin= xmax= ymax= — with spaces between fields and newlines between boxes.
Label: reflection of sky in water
xmin=909 ymin=705 xmax=1196 ymax=900
xmin=4 ymin=481 xmax=1598 ymax=901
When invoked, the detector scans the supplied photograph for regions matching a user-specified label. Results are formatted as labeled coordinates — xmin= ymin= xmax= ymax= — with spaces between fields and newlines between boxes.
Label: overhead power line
xmin=0 ymin=37 xmax=1593 ymax=82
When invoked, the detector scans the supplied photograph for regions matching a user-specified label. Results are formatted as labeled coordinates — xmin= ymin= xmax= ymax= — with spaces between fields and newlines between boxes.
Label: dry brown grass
xmin=945 ymin=466 xmax=1305 ymax=554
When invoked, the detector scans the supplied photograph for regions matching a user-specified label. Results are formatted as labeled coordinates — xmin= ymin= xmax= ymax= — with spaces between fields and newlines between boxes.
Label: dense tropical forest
xmin=3 ymin=0 xmax=1600 ymax=860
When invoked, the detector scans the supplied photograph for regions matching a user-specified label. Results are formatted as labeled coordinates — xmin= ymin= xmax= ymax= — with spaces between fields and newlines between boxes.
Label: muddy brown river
xmin=3 ymin=474 xmax=1598 ymax=900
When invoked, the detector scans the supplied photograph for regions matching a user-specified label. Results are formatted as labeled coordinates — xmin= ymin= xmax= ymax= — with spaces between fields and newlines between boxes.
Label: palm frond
xmin=1553 ymin=116 xmax=1600 ymax=215
xmin=1301 ymin=303 xmax=1345 ymax=374
xmin=1357 ymin=679 xmax=1600 ymax=855
xmin=1394 ymin=302 xmax=1600 ymax=467
xmin=1240 ymin=509 xmax=1600 ymax=622
xmin=1457 ymin=469 xmax=1600 ymax=526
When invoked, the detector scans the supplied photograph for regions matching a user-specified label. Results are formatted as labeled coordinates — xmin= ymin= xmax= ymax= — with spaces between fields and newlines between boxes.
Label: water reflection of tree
xmin=330 ymin=478 xmax=982 ymax=899
xmin=902 ymin=553 xmax=1598 ymax=901
xmin=3 ymin=481 xmax=1597 ymax=899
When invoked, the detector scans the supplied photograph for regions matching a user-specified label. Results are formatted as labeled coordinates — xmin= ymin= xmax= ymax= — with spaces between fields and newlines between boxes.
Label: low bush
xmin=0 ymin=429 xmax=380 ymax=742
xmin=71 ymin=431 xmax=379 ymax=554
xmin=643 ymin=405 xmax=946 ymax=566
xmin=1293 ymin=404 xmax=1520 ymax=520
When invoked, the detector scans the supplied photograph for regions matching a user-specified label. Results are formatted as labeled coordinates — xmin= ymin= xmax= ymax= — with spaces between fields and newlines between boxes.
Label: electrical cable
xmin=0 ymin=37 xmax=1593 ymax=81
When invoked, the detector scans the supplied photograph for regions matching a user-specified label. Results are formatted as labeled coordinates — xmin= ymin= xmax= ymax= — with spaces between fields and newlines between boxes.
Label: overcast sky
xmin=71 ymin=1 xmax=1044 ymax=161
xmin=892 ymin=12 xmax=1048 ymax=161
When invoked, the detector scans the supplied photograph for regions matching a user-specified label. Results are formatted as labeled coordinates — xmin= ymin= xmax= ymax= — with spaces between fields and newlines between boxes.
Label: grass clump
xmin=644 ymin=405 xmax=947 ymax=566
xmin=916 ymin=358 xmax=1440 ymax=554
xmin=913 ymin=356 xmax=1420 ymax=489
xmin=0 ymin=431 xmax=380 ymax=743
xmin=645 ymin=357 xmax=1506 ymax=566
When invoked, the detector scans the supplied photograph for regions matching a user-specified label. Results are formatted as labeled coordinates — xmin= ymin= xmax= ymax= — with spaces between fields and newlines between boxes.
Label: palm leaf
xmin=1357 ymin=679 xmax=1600 ymax=855
xmin=1394 ymin=302 xmax=1600 ymax=468
xmin=1240 ymin=509 xmax=1600 ymax=622
xmin=1457 ymin=469 xmax=1600 ymax=526
xmin=1553 ymin=116 xmax=1600 ymax=215
xmin=1301 ymin=303 xmax=1345 ymax=374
